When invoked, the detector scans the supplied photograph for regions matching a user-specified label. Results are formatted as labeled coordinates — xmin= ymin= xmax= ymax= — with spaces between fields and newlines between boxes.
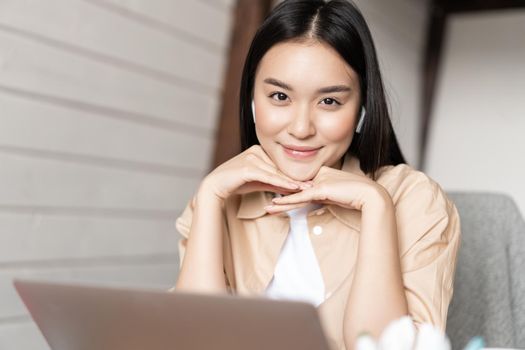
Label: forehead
xmin=255 ymin=40 xmax=358 ymax=88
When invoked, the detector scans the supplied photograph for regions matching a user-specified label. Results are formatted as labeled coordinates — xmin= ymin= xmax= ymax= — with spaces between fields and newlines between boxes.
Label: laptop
xmin=13 ymin=279 xmax=331 ymax=350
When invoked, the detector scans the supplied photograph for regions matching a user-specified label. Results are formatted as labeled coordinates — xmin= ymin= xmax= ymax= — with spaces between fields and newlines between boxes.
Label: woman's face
xmin=253 ymin=40 xmax=362 ymax=181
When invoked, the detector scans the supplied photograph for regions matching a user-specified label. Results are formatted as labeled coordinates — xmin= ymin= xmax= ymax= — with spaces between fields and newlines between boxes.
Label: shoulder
xmin=175 ymin=196 xmax=196 ymax=238
xmin=376 ymin=163 xmax=454 ymax=215
xmin=376 ymin=164 xmax=460 ymax=252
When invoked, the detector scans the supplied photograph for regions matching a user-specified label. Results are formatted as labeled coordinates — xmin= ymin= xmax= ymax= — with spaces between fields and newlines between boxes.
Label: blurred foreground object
xmin=355 ymin=316 xmax=451 ymax=350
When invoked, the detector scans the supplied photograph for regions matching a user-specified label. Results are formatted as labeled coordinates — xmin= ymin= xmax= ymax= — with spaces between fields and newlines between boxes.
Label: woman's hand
xmin=265 ymin=165 xmax=391 ymax=213
xmin=200 ymin=145 xmax=310 ymax=203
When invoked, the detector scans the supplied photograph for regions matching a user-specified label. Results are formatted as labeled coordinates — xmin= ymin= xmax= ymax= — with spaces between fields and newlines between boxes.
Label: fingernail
xmin=288 ymin=182 xmax=300 ymax=189
xmin=300 ymin=183 xmax=312 ymax=189
xmin=264 ymin=205 xmax=274 ymax=211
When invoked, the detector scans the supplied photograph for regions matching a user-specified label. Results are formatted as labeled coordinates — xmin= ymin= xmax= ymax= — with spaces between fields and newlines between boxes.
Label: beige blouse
xmin=175 ymin=153 xmax=461 ymax=350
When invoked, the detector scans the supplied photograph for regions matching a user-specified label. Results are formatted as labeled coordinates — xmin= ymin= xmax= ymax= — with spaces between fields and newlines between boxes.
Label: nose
xmin=287 ymin=105 xmax=316 ymax=139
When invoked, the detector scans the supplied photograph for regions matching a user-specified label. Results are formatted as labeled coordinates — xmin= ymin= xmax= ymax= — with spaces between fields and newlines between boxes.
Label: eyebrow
xmin=263 ymin=77 xmax=352 ymax=94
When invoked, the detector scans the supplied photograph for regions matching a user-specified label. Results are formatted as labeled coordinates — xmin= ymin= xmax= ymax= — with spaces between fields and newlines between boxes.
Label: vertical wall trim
xmin=211 ymin=0 xmax=274 ymax=169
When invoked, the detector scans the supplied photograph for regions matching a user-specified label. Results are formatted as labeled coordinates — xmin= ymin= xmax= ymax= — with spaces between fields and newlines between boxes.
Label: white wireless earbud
xmin=356 ymin=106 xmax=366 ymax=134
xmin=251 ymin=99 xmax=256 ymax=124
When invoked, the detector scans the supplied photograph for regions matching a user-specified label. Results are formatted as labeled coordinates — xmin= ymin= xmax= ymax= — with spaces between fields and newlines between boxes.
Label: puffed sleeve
xmin=394 ymin=173 xmax=461 ymax=331
xmin=169 ymin=195 xmax=234 ymax=293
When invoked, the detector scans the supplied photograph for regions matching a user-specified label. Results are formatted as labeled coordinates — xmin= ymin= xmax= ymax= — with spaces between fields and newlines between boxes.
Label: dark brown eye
xmin=321 ymin=98 xmax=340 ymax=106
xmin=270 ymin=92 xmax=288 ymax=101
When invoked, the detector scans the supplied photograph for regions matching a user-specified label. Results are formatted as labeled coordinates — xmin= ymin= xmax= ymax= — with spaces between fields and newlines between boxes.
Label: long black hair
xmin=239 ymin=0 xmax=406 ymax=179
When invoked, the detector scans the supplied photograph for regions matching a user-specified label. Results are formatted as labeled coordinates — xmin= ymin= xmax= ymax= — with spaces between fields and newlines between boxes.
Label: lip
xmin=281 ymin=144 xmax=322 ymax=152
xmin=280 ymin=143 xmax=322 ymax=159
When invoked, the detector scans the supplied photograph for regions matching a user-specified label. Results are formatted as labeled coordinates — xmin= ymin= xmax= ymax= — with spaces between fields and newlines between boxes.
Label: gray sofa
xmin=446 ymin=192 xmax=525 ymax=350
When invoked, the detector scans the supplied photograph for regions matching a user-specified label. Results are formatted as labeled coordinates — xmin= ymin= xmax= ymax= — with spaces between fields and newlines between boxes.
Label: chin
xmin=279 ymin=163 xmax=320 ymax=182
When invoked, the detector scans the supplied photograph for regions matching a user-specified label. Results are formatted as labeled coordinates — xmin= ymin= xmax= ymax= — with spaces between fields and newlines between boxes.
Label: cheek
xmin=255 ymin=108 xmax=288 ymax=137
xmin=317 ymin=115 xmax=355 ymax=142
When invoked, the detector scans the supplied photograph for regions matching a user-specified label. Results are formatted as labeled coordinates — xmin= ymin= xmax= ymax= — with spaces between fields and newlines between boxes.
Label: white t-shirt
xmin=265 ymin=200 xmax=326 ymax=307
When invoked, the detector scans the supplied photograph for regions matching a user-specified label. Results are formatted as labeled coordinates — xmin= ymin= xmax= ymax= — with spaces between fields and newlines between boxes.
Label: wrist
xmin=362 ymin=184 xmax=394 ymax=213
xmin=196 ymin=177 xmax=225 ymax=208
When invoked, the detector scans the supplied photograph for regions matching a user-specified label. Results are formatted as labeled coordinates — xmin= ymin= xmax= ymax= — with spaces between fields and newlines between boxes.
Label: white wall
xmin=425 ymin=10 xmax=525 ymax=215
xmin=354 ymin=0 xmax=428 ymax=168
xmin=0 ymin=0 xmax=233 ymax=348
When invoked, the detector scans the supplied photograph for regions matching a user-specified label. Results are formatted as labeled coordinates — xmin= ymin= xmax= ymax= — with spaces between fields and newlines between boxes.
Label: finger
xmin=257 ymin=161 xmax=312 ymax=190
xmin=245 ymin=151 xmax=290 ymax=177
xmin=256 ymin=160 xmax=298 ymax=184
xmin=271 ymin=187 xmax=323 ymax=205
xmin=251 ymin=157 xmax=288 ymax=179
xmin=244 ymin=181 xmax=300 ymax=195
xmin=264 ymin=202 xmax=310 ymax=214
xmin=263 ymin=184 xmax=301 ymax=195
xmin=245 ymin=168 xmax=301 ymax=191
xmin=249 ymin=157 xmax=309 ymax=189
xmin=249 ymin=147 xmax=306 ymax=185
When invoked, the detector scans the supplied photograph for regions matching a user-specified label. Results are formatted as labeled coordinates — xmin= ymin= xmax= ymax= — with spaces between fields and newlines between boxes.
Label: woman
xmin=173 ymin=1 xmax=460 ymax=349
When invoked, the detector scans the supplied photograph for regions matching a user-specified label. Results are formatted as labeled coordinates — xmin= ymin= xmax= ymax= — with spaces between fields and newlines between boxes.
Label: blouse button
xmin=312 ymin=225 xmax=323 ymax=235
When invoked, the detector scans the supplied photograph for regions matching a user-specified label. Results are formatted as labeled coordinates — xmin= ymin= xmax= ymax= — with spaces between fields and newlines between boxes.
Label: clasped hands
xmin=202 ymin=145 xmax=392 ymax=214
xmin=264 ymin=164 xmax=389 ymax=215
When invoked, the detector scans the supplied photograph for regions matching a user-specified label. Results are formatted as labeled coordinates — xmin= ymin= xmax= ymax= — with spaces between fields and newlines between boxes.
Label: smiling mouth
xmin=281 ymin=144 xmax=322 ymax=159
